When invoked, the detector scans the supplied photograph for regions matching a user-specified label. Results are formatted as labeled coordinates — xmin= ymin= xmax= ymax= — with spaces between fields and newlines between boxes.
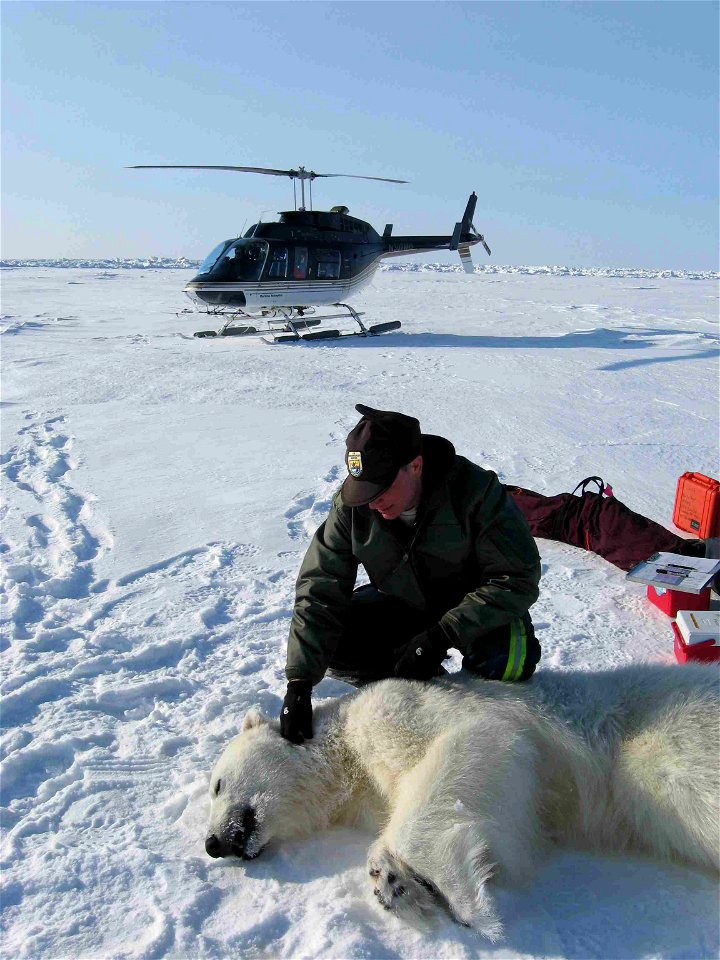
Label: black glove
xmin=393 ymin=625 xmax=449 ymax=681
xmin=280 ymin=680 xmax=313 ymax=743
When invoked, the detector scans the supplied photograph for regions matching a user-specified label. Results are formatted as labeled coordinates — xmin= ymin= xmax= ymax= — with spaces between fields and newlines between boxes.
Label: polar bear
xmin=205 ymin=664 xmax=719 ymax=939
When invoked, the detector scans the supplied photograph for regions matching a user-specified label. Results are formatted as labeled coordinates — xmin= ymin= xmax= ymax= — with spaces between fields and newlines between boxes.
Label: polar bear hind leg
xmin=366 ymin=715 xmax=548 ymax=938
xmin=613 ymin=693 xmax=720 ymax=873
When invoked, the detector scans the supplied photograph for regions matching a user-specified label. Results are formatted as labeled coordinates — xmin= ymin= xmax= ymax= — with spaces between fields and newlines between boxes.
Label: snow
xmin=1 ymin=266 xmax=718 ymax=959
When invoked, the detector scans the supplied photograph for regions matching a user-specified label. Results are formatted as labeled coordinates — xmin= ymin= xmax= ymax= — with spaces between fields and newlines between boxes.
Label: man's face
xmin=369 ymin=456 xmax=423 ymax=521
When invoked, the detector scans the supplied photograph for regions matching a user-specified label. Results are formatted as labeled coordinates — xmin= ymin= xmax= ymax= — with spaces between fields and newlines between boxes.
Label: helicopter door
xmin=293 ymin=247 xmax=308 ymax=280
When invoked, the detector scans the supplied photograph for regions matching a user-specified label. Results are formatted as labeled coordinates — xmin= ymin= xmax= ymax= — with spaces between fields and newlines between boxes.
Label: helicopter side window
xmin=293 ymin=247 xmax=308 ymax=280
xmin=316 ymin=250 xmax=341 ymax=280
xmin=267 ymin=248 xmax=288 ymax=279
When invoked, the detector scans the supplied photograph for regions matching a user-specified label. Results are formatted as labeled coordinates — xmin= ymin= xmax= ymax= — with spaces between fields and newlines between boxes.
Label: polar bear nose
xmin=205 ymin=834 xmax=224 ymax=858
xmin=205 ymin=808 xmax=258 ymax=860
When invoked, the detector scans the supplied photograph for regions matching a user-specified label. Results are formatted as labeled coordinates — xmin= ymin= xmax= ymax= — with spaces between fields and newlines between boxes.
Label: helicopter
xmin=128 ymin=164 xmax=491 ymax=342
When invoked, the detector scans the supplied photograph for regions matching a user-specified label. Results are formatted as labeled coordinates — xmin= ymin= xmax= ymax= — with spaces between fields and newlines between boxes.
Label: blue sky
xmin=2 ymin=1 xmax=717 ymax=267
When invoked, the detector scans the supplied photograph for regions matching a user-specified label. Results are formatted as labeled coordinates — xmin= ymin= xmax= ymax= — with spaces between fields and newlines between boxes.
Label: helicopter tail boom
xmin=382 ymin=193 xmax=490 ymax=270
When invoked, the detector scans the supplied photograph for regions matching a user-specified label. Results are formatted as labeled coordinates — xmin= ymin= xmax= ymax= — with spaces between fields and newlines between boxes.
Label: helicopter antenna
xmin=127 ymin=164 xmax=409 ymax=211
xmin=251 ymin=211 xmax=269 ymax=237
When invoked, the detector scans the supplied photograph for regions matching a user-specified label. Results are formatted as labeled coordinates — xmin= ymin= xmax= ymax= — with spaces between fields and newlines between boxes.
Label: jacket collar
xmin=416 ymin=434 xmax=456 ymax=514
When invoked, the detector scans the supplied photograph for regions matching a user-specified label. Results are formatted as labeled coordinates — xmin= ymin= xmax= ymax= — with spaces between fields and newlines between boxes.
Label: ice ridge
xmin=0 ymin=258 xmax=716 ymax=280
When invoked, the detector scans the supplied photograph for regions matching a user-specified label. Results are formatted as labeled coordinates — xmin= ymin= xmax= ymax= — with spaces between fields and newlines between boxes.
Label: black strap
xmin=550 ymin=476 xmax=605 ymax=540
xmin=571 ymin=476 xmax=605 ymax=498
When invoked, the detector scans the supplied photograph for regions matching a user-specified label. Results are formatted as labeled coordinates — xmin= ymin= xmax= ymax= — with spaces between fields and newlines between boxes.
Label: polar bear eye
xmin=214 ymin=779 xmax=222 ymax=796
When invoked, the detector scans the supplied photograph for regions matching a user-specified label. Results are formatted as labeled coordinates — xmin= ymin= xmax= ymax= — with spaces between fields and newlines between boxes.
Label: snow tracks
xmin=0 ymin=411 xmax=346 ymax=958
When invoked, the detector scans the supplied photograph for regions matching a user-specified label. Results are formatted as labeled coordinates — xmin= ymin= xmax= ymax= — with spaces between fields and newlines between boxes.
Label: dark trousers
xmin=327 ymin=585 xmax=540 ymax=687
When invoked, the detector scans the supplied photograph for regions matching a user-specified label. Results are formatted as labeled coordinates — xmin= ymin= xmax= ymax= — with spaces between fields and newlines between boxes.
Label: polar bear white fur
xmin=206 ymin=664 xmax=719 ymax=939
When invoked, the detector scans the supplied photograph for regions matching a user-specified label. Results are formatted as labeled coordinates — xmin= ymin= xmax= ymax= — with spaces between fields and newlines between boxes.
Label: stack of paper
xmin=626 ymin=552 xmax=720 ymax=594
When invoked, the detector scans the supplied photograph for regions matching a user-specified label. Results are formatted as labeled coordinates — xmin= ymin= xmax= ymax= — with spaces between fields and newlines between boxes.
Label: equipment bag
xmin=507 ymin=476 xmax=702 ymax=572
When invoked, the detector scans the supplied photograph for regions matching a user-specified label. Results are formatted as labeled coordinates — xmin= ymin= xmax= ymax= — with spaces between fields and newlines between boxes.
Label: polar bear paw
xmin=367 ymin=845 xmax=438 ymax=924
xmin=367 ymin=840 xmax=504 ymax=939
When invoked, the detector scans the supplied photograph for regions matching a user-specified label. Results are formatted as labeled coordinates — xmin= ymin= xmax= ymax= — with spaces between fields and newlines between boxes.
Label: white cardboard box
xmin=675 ymin=610 xmax=720 ymax=646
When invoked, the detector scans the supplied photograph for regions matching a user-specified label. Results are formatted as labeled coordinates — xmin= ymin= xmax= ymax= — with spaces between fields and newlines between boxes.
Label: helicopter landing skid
xmin=190 ymin=303 xmax=401 ymax=342
xmin=264 ymin=319 xmax=402 ymax=344
xmin=190 ymin=305 xmax=323 ymax=339
xmin=262 ymin=303 xmax=401 ymax=343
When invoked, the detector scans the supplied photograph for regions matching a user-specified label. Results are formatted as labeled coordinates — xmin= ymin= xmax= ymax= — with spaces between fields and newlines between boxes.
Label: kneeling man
xmin=280 ymin=404 xmax=542 ymax=743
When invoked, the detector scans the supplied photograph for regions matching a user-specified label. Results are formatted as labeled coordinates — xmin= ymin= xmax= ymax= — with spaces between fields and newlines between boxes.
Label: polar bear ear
xmin=241 ymin=707 xmax=269 ymax=732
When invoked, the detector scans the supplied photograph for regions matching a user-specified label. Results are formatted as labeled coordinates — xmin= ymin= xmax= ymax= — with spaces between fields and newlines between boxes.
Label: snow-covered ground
xmin=1 ymin=266 xmax=718 ymax=959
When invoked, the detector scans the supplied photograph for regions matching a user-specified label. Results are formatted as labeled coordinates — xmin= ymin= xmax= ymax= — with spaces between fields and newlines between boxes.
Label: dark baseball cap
xmin=341 ymin=404 xmax=422 ymax=507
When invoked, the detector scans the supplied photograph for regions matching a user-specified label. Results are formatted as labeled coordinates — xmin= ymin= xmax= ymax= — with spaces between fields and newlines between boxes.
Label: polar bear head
xmin=205 ymin=707 xmax=338 ymax=861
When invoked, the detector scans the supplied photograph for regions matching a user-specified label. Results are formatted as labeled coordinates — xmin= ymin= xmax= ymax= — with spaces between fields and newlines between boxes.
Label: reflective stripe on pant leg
xmin=501 ymin=618 xmax=527 ymax=681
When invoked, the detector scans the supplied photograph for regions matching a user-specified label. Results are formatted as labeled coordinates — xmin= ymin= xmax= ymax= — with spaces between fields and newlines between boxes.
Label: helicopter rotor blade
xmin=127 ymin=165 xmax=408 ymax=183
xmin=126 ymin=165 xmax=297 ymax=176
xmin=471 ymin=222 xmax=492 ymax=257
xmin=312 ymin=173 xmax=409 ymax=183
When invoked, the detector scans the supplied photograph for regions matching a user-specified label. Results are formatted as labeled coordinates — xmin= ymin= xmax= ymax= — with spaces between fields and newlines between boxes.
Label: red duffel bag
xmin=506 ymin=476 xmax=702 ymax=572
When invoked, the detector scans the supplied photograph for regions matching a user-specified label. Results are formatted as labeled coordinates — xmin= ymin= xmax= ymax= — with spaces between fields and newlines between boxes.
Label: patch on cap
xmin=347 ymin=451 xmax=363 ymax=477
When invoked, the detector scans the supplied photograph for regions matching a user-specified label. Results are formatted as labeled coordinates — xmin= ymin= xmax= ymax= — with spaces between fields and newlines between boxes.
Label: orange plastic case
xmin=672 ymin=472 xmax=720 ymax=538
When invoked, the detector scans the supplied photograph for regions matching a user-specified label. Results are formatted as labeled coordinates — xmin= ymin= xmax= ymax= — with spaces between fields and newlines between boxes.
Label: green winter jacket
xmin=286 ymin=435 xmax=541 ymax=685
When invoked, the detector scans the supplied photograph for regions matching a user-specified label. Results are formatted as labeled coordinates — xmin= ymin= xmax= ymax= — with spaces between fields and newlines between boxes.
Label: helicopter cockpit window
xmin=316 ymin=250 xmax=341 ymax=280
xmin=212 ymin=240 xmax=269 ymax=282
xmin=199 ymin=239 xmax=234 ymax=274
xmin=267 ymin=248 xmax=288 ymax=279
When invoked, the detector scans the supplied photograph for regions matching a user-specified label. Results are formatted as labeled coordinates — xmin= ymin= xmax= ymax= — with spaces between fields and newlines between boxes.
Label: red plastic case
xmin=672 ymin=620 xmax=720 ymax=663
xmin=647 ymin=584 xmax=711 ymax=617
xmin=672 ymin=472 xmax=720 ymax=538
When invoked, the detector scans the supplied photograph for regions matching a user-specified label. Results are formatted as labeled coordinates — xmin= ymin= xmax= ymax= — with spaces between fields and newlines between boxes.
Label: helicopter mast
xmin=293 ymin=166 xmax=313 ymax=211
